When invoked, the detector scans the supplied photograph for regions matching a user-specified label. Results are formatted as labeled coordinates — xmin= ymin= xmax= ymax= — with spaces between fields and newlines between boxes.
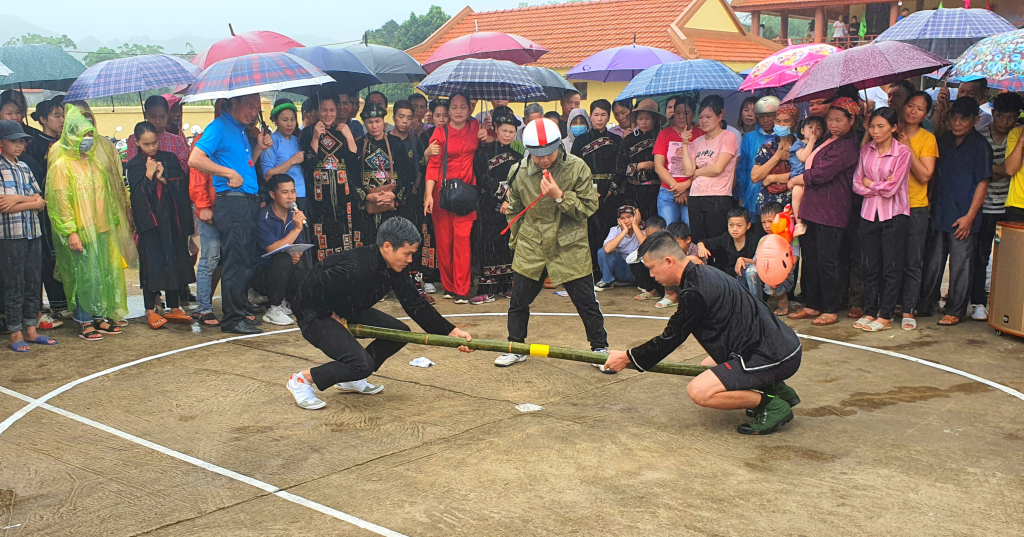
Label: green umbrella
xmin=0 ymin=60 xmax=12 ymax=81
xmin=0 ymin=44 xmax=86 ymax=91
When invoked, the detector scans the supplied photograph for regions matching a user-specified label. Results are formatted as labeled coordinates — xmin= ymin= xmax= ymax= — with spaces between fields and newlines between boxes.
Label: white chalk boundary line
xmin=0 ymin=311 xmax=1020 ymax=535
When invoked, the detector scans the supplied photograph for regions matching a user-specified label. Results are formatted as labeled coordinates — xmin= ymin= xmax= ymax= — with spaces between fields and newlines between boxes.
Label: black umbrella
xmin=286 ymin=46 xmax=381 ymax=95
xmin=522 ymin=66 xmax=577 ymax=102
xmin=343 ymin=43 xmax=427 ymax=83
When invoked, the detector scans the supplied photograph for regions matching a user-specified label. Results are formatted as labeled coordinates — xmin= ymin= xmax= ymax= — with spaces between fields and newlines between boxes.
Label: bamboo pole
xmin=347 ymin=324 xmax=710 ymax=377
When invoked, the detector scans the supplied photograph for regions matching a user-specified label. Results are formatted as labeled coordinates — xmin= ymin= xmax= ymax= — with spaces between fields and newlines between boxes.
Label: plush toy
xmin=770 ymin=205 xmax=795 ymax=243
xmin=755 ymin=233 xmax=794 ymax=287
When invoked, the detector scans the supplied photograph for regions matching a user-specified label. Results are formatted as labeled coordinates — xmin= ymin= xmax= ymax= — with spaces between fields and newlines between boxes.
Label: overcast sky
xmin=2 ymin=1 xmax=522 ymax=48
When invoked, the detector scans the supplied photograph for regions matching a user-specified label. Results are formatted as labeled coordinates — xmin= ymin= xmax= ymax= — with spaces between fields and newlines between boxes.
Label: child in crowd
xmin=743 ymin=202 xmax=800 ymax=315
xmin=696 ymin=207 xmax=757 ymax=276
xmin=789 ymin=116 xmax=826 ymax=237
xmin=0 ymin=119 xmax=56 ymax=351
xmin=630 ymin=215 xmax=666 ymax=303
xmin=642 ymin=221 xmax=704 ymax=309
xmin=595 ymin=204 xmax=641 ymax=291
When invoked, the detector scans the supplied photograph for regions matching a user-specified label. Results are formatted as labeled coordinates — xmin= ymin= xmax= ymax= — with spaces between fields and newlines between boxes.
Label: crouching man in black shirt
xmin=286 ymin=217 xmax=473 ymax=410
xmin=602 ymin=232 xmax=802 ymax=435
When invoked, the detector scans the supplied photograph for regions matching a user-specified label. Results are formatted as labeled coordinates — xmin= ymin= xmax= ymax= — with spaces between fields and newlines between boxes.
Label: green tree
xmin=82 ymin=43 xmax=166 ymax=67
xmin=361 ymin=6 xmax=451 ymax=103
xmin=3 ymin=33 xmax=76 ymax=49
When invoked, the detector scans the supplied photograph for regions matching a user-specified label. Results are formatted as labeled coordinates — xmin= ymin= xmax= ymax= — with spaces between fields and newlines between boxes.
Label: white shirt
xmin=833 ymin=21 xmax=847 ymax=38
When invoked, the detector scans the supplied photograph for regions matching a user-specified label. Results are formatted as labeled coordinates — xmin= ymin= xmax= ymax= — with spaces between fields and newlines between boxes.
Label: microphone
xmin=290 ymin=202 xmax=305 ymax=227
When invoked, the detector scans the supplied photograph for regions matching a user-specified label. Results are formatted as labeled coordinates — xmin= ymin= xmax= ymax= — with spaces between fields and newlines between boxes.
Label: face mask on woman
xmin=773 ymin=125 xmax=791 ymax=137
xmin=569 ymin=125 xmax=588 ymax=137
xmin=79 ymin=136 xmax=95 ymax=153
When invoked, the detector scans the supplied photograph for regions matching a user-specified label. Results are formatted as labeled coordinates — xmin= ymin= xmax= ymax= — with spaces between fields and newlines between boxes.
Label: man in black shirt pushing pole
xmin=602 ymin=232 xmax=802 ymax=435
xmin=286 ymin=217 xmax=473 ymax=410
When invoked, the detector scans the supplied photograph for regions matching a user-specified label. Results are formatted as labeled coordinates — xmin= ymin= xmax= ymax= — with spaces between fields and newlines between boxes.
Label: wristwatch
xmin=555 ymin=194 xmax=565 ymax=203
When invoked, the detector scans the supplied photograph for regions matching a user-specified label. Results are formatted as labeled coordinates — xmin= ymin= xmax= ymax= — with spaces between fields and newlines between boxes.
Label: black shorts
xmin=710 ymin=350 xmax=801 ymax=392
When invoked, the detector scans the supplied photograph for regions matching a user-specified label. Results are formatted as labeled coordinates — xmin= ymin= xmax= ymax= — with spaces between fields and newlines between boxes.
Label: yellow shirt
xmin=1006 ymin=127 xmax=1024 ymax=209
xmin=907 ymin=127 xmax=939 ymax=208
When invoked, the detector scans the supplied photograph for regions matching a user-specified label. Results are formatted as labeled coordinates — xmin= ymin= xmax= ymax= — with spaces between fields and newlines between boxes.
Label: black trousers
xmin=0 ymin=238 xmax=42 ymax=332
xmin=900 ymin=206 xmax=931 ymax=315
xmin=251 ymin=252 xmax=311 ymax=307
xmin=144 ymin=290 xmax=181 ymax=311
xmin=688 ymin=195 xmax=734 ymax=244
xmin=860 ymin=215 xmax=908 ymax=320
xmin=213 ymin=194 xmax=260 ymax=327
xmin=508 ymin=269 xmax=608 ymax=350
xmin=1004 ymin=207 xmax=1024 ymax=222
xmin=839 ymin=213 xmax=865 ymax=310
xmin=631 ymin=262 xmax=664 ymax=296
xmin=801 ymin=221 xmax=845 ymax=314
xmin=303 ymin=308 xmax=409 ymax=391
xmin=622 ymin=183 xmax=660 ymax=225
xmin=970 ymin=212 xmax=1000 ymax=305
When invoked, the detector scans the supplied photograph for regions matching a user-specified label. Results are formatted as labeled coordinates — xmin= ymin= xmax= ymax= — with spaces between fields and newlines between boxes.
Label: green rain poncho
xmin=46 ymin=105 xmax=137 ymax=320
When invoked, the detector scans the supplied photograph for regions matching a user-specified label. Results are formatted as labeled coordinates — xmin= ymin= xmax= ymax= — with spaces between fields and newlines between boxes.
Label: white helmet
xmin=522 ymin=117 xmax=562 ymax=156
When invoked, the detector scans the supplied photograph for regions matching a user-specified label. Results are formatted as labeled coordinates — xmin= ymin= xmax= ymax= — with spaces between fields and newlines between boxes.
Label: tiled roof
xmin=732 ymin=0 xmax=888 ymax=9
xmin=691 ymin=37 xmax=777 ymax=62
xmin=412 ymin=0 xmax=694 ymax=68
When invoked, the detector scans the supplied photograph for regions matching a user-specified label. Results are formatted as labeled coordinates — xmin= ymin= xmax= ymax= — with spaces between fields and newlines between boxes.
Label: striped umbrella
xmin=64 ymin=54 xmax=201 ymax=101
xmin=181 ymin=52 xmax=333 ymax=103
xmin=875 ymin=8 xmax=1016 ymax=60
xmin=417 ymin=58 xmax=544 ymax=101
xmin=615 ymin=60 xmax=743 ymax=101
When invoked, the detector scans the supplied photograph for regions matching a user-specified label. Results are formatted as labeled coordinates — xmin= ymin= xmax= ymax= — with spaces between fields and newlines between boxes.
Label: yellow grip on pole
xmin=529 ymin=344 xmax=550 ymax=357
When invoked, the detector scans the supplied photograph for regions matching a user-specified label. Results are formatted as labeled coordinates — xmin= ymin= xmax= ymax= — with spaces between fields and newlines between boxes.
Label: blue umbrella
xmin=417 ymin=58 xmax=544 ymax=101
xmin=874 ymin=8 xmax=1016 ymax=60
xmin=286 ymin=45 xmax=381 ymax=95
xmin=616 ymin=60 xmax=743 ymax=102
xmin=64 ymin=54 xmax=201 ymax=102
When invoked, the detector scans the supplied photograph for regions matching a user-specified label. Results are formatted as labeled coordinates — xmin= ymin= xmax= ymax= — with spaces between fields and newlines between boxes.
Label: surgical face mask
xmin=773 ymin=125 xmax=791 ymax=137
xmin=79 ymin=136 xmax=95 ymax=153
xmin=569 ymin=125 xmax=588 ymax=137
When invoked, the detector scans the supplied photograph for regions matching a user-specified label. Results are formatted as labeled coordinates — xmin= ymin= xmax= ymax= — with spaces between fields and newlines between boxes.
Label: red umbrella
xmin=191 ymin=25 xmax=304 ymax=69
xmin=782 ymin=41 xmax=949 ymax=103
xmin=422 ymin=32 xmax=548 ymax=73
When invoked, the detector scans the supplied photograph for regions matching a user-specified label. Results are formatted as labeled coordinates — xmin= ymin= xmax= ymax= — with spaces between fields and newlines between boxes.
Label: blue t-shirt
xmin=603 ymin=226 xmax=640 ymax=257
xmin=255 ymin=205 xmax=305 ymax=266
xmin=348 ymin=119 xmax=365 ymax=139
xmin=195 ymin=113 xmax=258 ymax=195
xmin=933 ymin=129 xmax=993 ymax=234
xmin=260 ymin=130 xmax=305 ymax=197
xmin=789 ymin=140 xmax=806 ymax=177
xmin=737 ymin=127 xmax=773 ymax=213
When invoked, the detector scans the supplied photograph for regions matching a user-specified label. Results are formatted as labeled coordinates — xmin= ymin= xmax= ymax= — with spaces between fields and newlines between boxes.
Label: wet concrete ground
xmin=1 ymin=288 xmax=1022 ymax=536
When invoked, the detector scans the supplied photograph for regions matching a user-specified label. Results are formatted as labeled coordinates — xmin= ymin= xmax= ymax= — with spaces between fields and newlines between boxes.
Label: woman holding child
xmin=750 ymin=103 xmax=799 ymax=213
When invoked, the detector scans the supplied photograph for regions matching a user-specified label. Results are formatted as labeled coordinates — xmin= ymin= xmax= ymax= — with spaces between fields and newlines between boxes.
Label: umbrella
xmin=615 ymin=60 xmax=743 ymax=102
xmin=740 ymin=44 xmax=840 ymax=92
xmin=286 ymin=46 xmax=381 ymax=94
xmin=522 ymin=66 xmax=576 ymax=101
xmin=422 ymin=32 xmax=548 ymax=73
xmin=874 ymin=8 xmax=1016 ymax=60
xmin=0 ymin=60 xmax=11 ymax=80
xmin=64 ymin=54 xmax=201 ymax=102
xmin=0 ymin=44 xmax=86 ymax=91
xmin=417 ymin=58 xmax=545 ymax=101
xmin=783 ymin=41 xmax=950 ymax=103
xmin=566 ymin=45 xmax=683 ymax=83
xmin=947 ymin=29 xmax=1024 ymax=92
xmin=343 ymin=43 xmax=426 ymax=83
xmin=191 ymin=26 xmax=303 ymax=69
xmin=181 ymin=52 xmax=333 ymax=103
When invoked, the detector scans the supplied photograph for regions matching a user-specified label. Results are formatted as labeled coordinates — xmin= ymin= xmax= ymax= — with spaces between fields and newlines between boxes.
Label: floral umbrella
xmin=740 ymin=43 xmax=840 ymax=92
xmin=947 ymin=28 xmax=1024 ymax=92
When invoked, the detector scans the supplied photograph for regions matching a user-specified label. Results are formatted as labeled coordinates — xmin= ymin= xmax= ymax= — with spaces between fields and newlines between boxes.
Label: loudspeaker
xmin=989 ymin=221 xmax=1024 ymax=337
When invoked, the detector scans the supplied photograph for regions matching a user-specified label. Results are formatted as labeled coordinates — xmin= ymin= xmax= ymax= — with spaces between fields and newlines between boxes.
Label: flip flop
xmin=862 ymin=320 xmax=892 ymax=332
xmin=938 ymin=315 xmax=961 ymax=326
xmin=811 ymin=314 xmax=840 ymax=326
xmin=901 ymin=318 xmax=917 ymax=331
xmin=29 ymin=335 xmax=57 ymax=345
xmin=10 ymin=340 xmax=29 ymax=352
xmin=787 ymin=309 xmax=817 ymax=320
xmin=773 ymin=307 xmax=789 ymax=316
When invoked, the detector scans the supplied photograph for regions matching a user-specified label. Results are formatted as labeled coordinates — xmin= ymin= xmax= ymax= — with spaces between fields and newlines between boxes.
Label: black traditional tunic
xmin=412 ymin=129 xmax=439 ymax=281
xmin=300 ymin=126 xmax=356 ymax=261
xmin=126 ymin=150 xmax=196 ymax=293
xmin=472 ymin=141 xmax=523 ymax=295
xmin=572 ymin=129 xmax=622 ymax=272
xmin=352 ymin=134 xmax=416 ymax=247
xmin=615 ymin=128 xmax=660 ymax=220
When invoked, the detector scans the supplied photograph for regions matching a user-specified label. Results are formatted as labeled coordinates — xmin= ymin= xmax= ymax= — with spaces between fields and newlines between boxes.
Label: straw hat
xmin=629 ymin=98 xmax=667 ymax=127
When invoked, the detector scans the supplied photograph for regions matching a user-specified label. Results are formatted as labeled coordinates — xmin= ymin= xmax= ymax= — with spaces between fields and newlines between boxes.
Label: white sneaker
xmin=280 ymin=300 xmax=293 ymax=315
xmin=248 ymin=288 xmax=268 ymax=305
xmin=334 ymin=379 xmax=384 ymax=394
xmin=495 ymin=353 xmax=526 ymax=367
xmin=287 ymin=373 xmax=326 ymax=410
xmin=423 ymin=283 xmax=437 ymax=294
xmin=263 ymin=305 xmax=294 ymax=326
xmin=971 ymin=304 xmax=988 ymax=321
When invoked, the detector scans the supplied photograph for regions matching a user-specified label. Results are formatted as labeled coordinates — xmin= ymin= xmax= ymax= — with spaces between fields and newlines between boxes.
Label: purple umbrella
xmin=566 ymin=44 xmax=683 ymax=83
xmin=782 ymin=41 xmax=949 ymax=103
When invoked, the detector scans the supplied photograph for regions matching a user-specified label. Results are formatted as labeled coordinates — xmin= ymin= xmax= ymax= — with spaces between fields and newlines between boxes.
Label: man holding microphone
xmin=250 ymin=174 xmax=311 ymax=326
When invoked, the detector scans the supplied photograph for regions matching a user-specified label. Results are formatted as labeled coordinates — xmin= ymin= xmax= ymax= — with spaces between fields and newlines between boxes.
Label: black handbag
xmin=438 ymin=125 xmax=478 ymax=216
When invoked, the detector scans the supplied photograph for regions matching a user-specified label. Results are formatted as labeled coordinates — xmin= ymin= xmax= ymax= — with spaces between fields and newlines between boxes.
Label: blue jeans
xmin=657 ymin=188 xmax=689 ymax=225
xmin=196 ymin=218 xmax=221 ymax=314
xmin=743 ymin=262 xmax=795 ymax=299
xmin=597 ymin=249 xmax=635 ymax=284
xmin=72 ymin=295 xmax=101 ymax=324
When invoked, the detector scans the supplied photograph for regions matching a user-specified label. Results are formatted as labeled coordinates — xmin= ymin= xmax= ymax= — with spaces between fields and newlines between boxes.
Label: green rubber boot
xmin=737 ymin=396 xmax=794 ymax=435
xmin=746 ymin=382 xmax=800 ymax=417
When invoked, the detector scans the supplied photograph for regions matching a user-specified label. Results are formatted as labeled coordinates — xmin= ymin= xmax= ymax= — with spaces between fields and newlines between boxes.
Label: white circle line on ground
xmin=0 ymin=384 xmax=408 ymax=537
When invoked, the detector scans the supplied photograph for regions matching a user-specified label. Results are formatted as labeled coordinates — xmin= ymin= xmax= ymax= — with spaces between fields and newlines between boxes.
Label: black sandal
xmin=92 ymin=319 xmax=122 ymax=335
xmin=80 ymin=325 xmax=103 ymax=340
xmin=199 ymin=312 xmax=220 ymax=327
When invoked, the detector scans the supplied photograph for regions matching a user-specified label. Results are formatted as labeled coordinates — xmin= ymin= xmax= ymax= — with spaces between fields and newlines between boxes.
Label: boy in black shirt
xmin=696 ymin=207 xmax=757 ymax=276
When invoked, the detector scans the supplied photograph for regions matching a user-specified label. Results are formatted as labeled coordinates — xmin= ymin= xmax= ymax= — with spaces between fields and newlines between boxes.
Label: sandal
xmin=80 ymin=325 xmax=103 ymax=341
xmin=198 ymin=312 xmax=220 ymax=327
xmin=901 ymin=317 xmax=917 ymax=331
xmin=938 ymin=315 xmax=961 ymax=326
xmin=146 ymin=311 xmax=167 ymax=330
xmin=163 ymin=308 xmax=192 ymax=324
xmin=853 ymin=316 xmax=874 ymax=329
xmin=635 ymin=290 xmax=661 ymax=301
xmin=811 ymin=314 xmax=840 ymax=326
xmin=29 ymin=335 xmax=58 ymax=345
xmin=862 ymin=320 xmax=892 ymax=332
xmin=787 ymin=308 xmax=818 ymax=320
xmin=93 ymin=319 xmax=123 ymax=335
xmin=114 ymin=318 xmax=129 ymax=328
xmin=10 ymin=340 xmax=30 ymax=352
xmin=655 ymin=297 xmax=677 ymax=309
xmin=773 ymin=306 xmax=789 ymax=316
